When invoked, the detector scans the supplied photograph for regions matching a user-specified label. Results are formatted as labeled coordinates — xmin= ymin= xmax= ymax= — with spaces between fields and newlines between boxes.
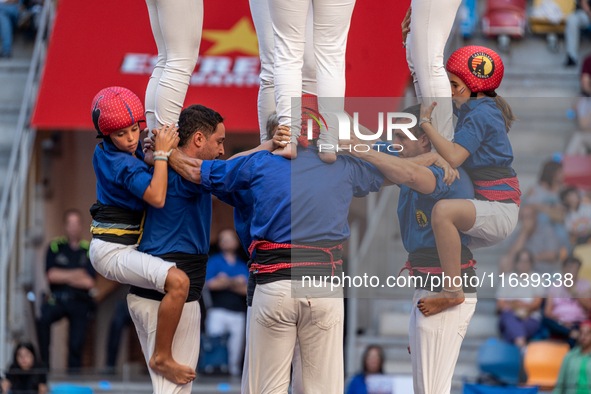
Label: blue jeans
xmin=0 ymin=3 xmax=20 ymax=55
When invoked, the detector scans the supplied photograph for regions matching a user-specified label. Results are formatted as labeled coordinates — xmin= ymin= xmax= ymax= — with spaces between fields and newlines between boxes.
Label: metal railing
xmin=0 ymin=0 xmax=55 ymax=374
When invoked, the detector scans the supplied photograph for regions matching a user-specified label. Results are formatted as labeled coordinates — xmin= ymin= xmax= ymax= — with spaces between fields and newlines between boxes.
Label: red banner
xmin=31 ymin=0 xmax=410 ymax=132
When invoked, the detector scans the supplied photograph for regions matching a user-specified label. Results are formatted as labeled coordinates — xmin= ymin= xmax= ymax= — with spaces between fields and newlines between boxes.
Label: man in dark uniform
xmin=38 ymin=209 xmax=95 ymax=371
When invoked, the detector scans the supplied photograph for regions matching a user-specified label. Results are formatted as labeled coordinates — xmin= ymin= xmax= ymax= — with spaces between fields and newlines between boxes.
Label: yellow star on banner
xmin=202 ymin=16 xmax=259 ymax=56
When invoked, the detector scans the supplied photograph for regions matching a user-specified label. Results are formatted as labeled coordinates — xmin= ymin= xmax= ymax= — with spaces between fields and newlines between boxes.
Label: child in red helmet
xmin=417 ymin=46 xmax=520 ymax=316
xmin=88 ymin=87 xmax=195 ymax=385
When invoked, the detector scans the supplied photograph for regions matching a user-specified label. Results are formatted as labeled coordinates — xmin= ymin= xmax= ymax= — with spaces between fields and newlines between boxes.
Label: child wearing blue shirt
xmin=88 ymin=87 xmax=195 ymax=385
xmin=417 ymin=46 xmax=521 ymax=316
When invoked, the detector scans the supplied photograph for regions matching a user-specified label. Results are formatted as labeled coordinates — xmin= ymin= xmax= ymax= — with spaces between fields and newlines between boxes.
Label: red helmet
xmin=91 ymin=87 xmax=144 ymax=136
xmin=446 ymin=46 xmax=504 ymax=93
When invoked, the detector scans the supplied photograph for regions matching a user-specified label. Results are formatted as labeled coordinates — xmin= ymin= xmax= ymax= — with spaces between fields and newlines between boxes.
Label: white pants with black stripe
xmin=128 ymin=294 xmax=201 ymax=394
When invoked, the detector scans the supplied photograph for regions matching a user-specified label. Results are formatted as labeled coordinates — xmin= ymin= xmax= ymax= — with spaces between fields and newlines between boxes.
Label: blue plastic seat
xmin=478 ymin=337 xmax=521 ymax=385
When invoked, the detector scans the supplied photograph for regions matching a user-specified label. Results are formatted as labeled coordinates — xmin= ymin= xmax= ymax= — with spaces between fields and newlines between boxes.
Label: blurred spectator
xmin=346 ymin=345 xmax=385 ymax=394
xmin=562 ymin=187 xmax=591 ymax=245
xmin=0 ymin=0 xmax=20 ymax=58
xmin=104 ymin=297 xmax=132 ymax=373
xmin=1 ymin=342 xmax=47 ymax=394
xmin=544 ymin=256 xmax=591 ymax=348
xmin=37 ymin=209 xmax=95 ymax=371
xmin=552 ymin=319 xmax=591 ymax=394
xmin=499 ymin=205 xmax=562 ymax=274
xmin=496 ymin=249 xmax=545 ymax=351
xmin=205 ymin=229 xmax=248 ymax=376
xmin=524 ymin=161 xmax=564 ymax=219
xmin=565 ymin=0 xmax=591 ymax=66
xmin=524 ymin=160 xmax=570 ymax=249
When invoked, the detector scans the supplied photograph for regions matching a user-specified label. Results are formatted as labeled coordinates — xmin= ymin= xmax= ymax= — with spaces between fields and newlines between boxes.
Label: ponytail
xmin=483 ymin=91 xmax=517 ymax=133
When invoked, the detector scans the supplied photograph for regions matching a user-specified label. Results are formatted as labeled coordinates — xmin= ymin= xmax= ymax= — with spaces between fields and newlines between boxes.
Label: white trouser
xmin=127 ymin=294 xmax=201 ymax=394
xmin=269 ymin=0 xmax=356 ymax=151
xmin=205 ymin=308 xmax=246 ymax=376
xmin=409 ymin=289 xmax=477 ymax=394
xmin=406 ymin=0 xmax=462 ymax=142
xmin=248 ymin=280 xmax=344 ymax=394
xmin=241 ymin=306 xmax=304 ymax=394
xmin=566 ymin=10 xmax=591 ymax=61
xmin=144 ymin=0 xmax=204 ymax=131
xmin=89 ymin=238 xmax=174 ymax=293
xmin=464 ymin=200 xmax=519 ymax=250
xmin=249 ymin=0 xmax=317 ymax=143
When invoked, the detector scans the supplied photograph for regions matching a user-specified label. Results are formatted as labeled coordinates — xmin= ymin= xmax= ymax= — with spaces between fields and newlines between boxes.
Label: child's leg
xmin=145 ymin=0 xmax=166 ymax=133
xmin=149 ymin=267 xmax=195 ymax=385
xmin=409 ymin=0 xmax=461 ymax=142
xmin=418 ymin=199 xmax=475 ymax=316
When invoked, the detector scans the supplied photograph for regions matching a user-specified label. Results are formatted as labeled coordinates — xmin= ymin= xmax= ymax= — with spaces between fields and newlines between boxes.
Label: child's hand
xmin=402 ymin=6 xmax=411 ymax=47
xmin=153 ymin=124 xmax=179 ymax=152
xmin=433 ymin=153 xmax=459 ymax=186
xmin=420 ymin=101 xmax=437 ymax=122
xmin=272 ymin=126 xmax=291 ymax=150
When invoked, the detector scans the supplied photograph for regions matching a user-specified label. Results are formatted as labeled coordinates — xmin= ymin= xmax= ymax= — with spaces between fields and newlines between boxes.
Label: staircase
xmin=0 ymin=36 xmax=33 ymax=201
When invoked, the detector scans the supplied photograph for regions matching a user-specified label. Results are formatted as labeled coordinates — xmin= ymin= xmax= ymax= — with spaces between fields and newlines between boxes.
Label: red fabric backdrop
xmin=31 ymin=0 xmax=410 ymax=132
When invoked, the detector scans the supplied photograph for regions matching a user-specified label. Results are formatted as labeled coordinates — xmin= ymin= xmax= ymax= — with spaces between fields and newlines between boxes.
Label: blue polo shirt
xmin=397 ymin=166 xmax=474 ymax=253
xmin=454 ymin=97 xmax=514 ymax=169
xmin=374 ymin=142 xmax=474 ymax=251
xmin=93 ymin=141 xmax=150 ymax=212
xmin=216 ymin=190 xmax=254 ymax=253
xmin=200 ymin=146 xmax=385 ymax=244
xmin=139 ymin=167 xmax=212 ymax=255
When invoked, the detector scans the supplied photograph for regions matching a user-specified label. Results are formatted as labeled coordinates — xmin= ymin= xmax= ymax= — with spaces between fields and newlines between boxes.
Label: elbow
xmin=153 ymin=197 xmax=166 ymax=209
xmin=449 ymin=158 xmax=464 ymax=169
xmin=403 ymin=168 xmax=418 ymax=187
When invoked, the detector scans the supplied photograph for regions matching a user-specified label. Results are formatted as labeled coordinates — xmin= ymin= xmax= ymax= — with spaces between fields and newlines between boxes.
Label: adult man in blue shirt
xmin=345 ymin=104 xmax=477 ymax=394
xmin=134 ymin=104 xmax=287 ymax=393
xmin=166 ymin=122 xmax=455 ymax=393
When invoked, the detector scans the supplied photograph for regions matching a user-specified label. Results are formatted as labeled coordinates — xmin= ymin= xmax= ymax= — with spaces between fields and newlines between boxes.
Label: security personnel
xmin=38 ymin=209 xmax=95 ymax=371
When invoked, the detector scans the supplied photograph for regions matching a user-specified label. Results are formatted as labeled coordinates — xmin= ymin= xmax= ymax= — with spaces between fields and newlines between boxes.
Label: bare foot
xmin=417 ymin=289 xmax=465 ymax=316
xmin=149 ymin=353 xmax=196 ymax=385
xmin=318 ymin=151 xmax=337 ymax=164
xmin=273 ymin=142 xmax=297 ymax=160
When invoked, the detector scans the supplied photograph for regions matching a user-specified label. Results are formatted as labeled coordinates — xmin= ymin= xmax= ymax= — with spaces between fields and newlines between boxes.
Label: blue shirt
xmin=216 ymin=190 xmax=254 ymax=253
xmin=398 ymin=166 xmax=474 ymax=253
xmin=205 ymin=253 xmax=249 ymax=281
xmin=139 ymin=167 xmax=212 ymax=256
xmin=93 ymin=141 xmax=151 ymax=212
xmin=200 ymin=147 xmax=385 ymax=244
xmin=453 ymin=97 xmax=514 ymax=169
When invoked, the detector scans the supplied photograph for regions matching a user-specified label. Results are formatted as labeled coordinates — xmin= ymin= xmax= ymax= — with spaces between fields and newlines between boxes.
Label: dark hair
xmin=178 ymin=104 xmax=224 ymax=147
xmin=362 ymin=345 xmax=384 ymax=374
xmin=399 ymin=104 xmax=424 ymax=138
xmin=12 ymin=342 xmax=38 ymax=368
xmin=481 ymin=91 xmax=517 ymax=132
xmin=514 ymin=249 xmax=534 ymax=267
xmin=563 ymin=255 xmax=582 ymax=268
xmin=63 ymin=209 xmax=82 ymax=224
xmin=539 ymin=161 xmax=562 ymax=187
xmin=560 ymin=187 xmax=579 ymax=205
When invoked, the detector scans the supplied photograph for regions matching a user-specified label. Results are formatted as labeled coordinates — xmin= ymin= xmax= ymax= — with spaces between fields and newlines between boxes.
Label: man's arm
xmin=355 ymin=149 xmax=437 ymax=194
xmin=46 ymin=268 xmax=95 ymax=290
xmin=168 ymin=149 xmax=203 ymax=184
xmin=228 ymin=126 xmax=291 ymax=160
